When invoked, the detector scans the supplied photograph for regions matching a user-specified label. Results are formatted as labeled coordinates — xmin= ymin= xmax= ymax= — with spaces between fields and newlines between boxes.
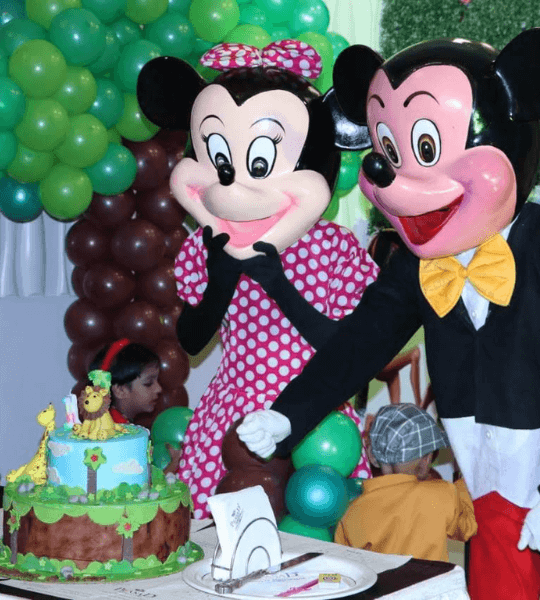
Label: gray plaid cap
xmin=370 ymin=403 xmax=450 ymax=464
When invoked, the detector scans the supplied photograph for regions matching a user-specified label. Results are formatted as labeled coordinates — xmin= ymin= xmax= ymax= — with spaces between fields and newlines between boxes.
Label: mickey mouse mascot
xmin=136 ymin=41 xmax=378 ymax=520
xmin=237 ymin=30 xmax=540 ymax=599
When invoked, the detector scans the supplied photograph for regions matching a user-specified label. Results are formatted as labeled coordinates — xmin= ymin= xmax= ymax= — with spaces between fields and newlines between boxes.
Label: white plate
xmin=182 ymin=552 xmax=377 ymax=599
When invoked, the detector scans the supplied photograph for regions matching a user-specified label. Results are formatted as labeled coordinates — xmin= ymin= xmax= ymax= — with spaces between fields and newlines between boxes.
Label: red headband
xmin=100 ymin=338 xmax=130 ymax=371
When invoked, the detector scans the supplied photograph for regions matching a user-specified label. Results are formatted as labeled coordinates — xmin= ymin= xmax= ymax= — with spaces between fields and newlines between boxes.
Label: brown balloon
xmin=71 ymin=266 xmax=87 ymax=298
xmin=216 ymin=470 xmax=289 ymax=522
xmin=84 ymin=191 xmax=136 ymax=230
xmin=67 ymin=342 xmax=106 ymax=380
xmin=64 ymin=298 xmax=112 ymax=345
xmin=134 ymin=386 xmax=189 ymax=429
xmin=153 ymin=338 xmax=190 ymax=390
xmin=158 ymin=299 xmax=184 ymax=339
xmin=65 ymin=219 xmax=110 ymax=268
xmin=154 ymin=128 xmax=188 ymax=155
xmin=82 ymin=262 xmax=136 ymax=309
xmin=163 ymin=226 xmax=189 ymax=258
xmin=136 ymin=183 xmax=187 ymax=232
xmin=137 ymin=262 xmax=177 ymax=308
xmin=123 ymin=138 xmax=169 ymax=191
xmin=111 ymin=218 xmax=166 ymax=272
xmin=113 ymin=300 xmax=162 ymax=347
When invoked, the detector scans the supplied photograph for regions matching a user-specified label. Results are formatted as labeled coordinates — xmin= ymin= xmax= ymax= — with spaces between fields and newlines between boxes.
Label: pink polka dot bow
xmin=200 ymin=40 xmax=323 ymax=80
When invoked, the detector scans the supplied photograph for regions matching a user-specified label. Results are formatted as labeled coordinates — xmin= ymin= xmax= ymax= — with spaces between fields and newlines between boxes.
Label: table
xmin=0 ymin=519 xmax=469 ymax=600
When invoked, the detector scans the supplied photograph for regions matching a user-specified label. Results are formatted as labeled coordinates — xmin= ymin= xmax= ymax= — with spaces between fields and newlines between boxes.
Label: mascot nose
xmin=218 ymin=163 xmax=235 ymax=186
xmin=362 ymin=152 xmax=396 ymax=188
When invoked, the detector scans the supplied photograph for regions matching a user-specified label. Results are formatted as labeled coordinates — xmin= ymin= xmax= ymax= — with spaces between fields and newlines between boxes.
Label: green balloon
xmin=52 ymin=66 xmax=97 ymax=115
xmin=189 ymin=0 xmax=240 ymax=43
xmin=254 ymin=0 xmax=295 ymax=23
xmin=114 ymin=40 xmax=161 ymax=93
xmin=84 ymin=142 xmax=136 ymax=194
xmin=193 ymin=37 xmax=214 ymax=55
xmin=145 ymin=13 xmax=195 ymax=59
xmin=336 ymin=151 xmax=361 ymax=192
xmin=125 ymin=0 xmax=168 ymax=25
xmin=292 ymin=411 xmax=362 ymax=477
xmin=109 ymin=16 xmax=142 ymax=46
xmin=239 ymin=4 xmax=267 ymax=28
xmin=321 ymin=191 xmax=339 ymax=221
xmin=278 ymin=515 xmax=332 ymax=541
xmin=7 ymin=142 xmax=55 ymax=181
xmin=166 ymin=0 xmax=190 ymax=14
xmin=291 ymin=0 xmax=329 ymax=35
xmin=49 ymin=8 xmax=106 ymax=66
xmin=0 ymin=177 xmax=43 ymax=222
xmin=265 ymin=25 xmax=290 ymax=41
xmin=15 ymin=98 xmax=69 ymax=151
xmin=54 ymin=113 xmax=108 ymax=168
xmin=0 ymin=131 xmax=17 ymax=169
xmin=0 ymin=76 xmax=25 ymax=130
xmin=224 ymin=24 xmax=270 ymax=48
xmin=88 ymin=77 xmax=124 ymax=128
xmin=346 ymin=477 xmax=364 ymax=502
xmin=0 ymin=49 xmax=7 ymax=76
xmin=8 ymin=39 xmax=67 ymax=98
xmin=107 ymin=127 xmax=121 ymax=144
xmin=40 ymin=163 xmax=93 ymax=219
xmin=87 ymin=27 xmax=121 ymax=75
xmin=152 ymin=441 xmax=176 ymax=469
xmin=151 ymin=406 xmax=194 ymax=444
xmin=115 ymin=92 xmax=159 ymax=141
xmin=82 ymin=0 xmax=127 ymax=24
xmin=1 ymin=19 xmax=48 ymax=57
xmin=26 ymin=0 xmax=82 ymax=30
xmin=325 ymin=31 xmax=349 ymax=62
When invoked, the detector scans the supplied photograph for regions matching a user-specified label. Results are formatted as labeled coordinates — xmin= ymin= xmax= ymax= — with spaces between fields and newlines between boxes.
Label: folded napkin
xmin=208 ymin=485 xmax=282 ymax=580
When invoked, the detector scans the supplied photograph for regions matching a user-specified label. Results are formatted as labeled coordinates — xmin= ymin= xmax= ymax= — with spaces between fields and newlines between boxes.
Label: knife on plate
xmin=214 ymin=552 xmax=323 ymax=594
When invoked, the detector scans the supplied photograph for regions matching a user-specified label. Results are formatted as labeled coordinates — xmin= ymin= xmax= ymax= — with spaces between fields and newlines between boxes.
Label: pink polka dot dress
xmin=174 ymin=220 xmax=379 ymax=519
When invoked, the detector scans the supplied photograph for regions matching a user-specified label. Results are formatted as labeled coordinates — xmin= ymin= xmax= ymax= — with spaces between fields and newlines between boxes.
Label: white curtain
xmin=0 ymin=212 xmax=74 ymax=298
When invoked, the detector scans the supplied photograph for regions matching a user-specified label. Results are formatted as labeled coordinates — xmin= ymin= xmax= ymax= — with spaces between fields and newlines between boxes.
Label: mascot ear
xmin=322 ymin=88 xmax=372 ymax=150
xmin=137 ymin=56 xmax=206 ymax=130
xmin=332 ymin=45 xmax=384 ymax=127
xmin=494 ymin=28 xmax=540 ymax=122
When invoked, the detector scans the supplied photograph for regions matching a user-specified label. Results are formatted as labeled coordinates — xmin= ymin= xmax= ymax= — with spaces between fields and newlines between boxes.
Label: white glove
xmin=518 ymin=500 xmax=540 ymax=551
xmin=236 ymin=410 xmax=292 ymax=459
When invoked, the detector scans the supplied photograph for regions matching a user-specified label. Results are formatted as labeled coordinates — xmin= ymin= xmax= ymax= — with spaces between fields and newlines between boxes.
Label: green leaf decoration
xmin=33 ymin=505 xmax=64 ymax=524
xmin=158 ymin=496 xmax=181 ymax=514
xmin=88 ymin=369 xmax=112 ymax=391
xmin=83 ymin=447 xmax=107 ymax=471
xmin=7 ymin=511 xmax=20 ymax=533
xmin=87 ymin=505 xmax=124 ymax=526
xmin=126 ymin=502 xmax=158 ymax=525
xmin=116 ymin=514 xmax=141 ymax=538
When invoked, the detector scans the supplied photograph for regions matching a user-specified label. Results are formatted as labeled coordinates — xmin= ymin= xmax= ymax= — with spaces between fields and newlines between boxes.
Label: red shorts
xmin=469 ymin=492 xmax=540 ymax=600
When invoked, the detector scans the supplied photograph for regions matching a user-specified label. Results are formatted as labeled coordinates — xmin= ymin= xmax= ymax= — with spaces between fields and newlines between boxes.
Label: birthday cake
xmin=1 ymin=387 xmax=202 ymax=582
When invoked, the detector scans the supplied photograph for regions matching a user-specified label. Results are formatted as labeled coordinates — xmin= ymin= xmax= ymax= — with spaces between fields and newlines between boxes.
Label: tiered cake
xmin=1 ymin=402 xmax=203 ymax=582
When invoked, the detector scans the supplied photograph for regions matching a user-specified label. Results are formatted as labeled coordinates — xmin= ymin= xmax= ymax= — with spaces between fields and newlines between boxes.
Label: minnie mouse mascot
xmin=238 ymin=30 xmax=540 ymax=599
xmin=136 ymin=41 xmax=378 ymax=520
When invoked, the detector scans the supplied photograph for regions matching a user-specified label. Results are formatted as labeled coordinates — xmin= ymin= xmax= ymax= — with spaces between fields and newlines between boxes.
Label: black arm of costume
xmin=176 ymin=227 xmax=242 ymax=355
xmin=271 ymin=247 xmax=423 ymax=456
xmin=242 ymin=242 xmax=339 ymax=350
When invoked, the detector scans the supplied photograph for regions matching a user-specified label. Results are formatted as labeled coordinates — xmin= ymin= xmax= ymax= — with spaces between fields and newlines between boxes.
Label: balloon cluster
xmin=0 ymin=0 xmax=357 ymax=224
xmin=64 ymin=128 xmax=192 ymax=430
xmin=279 ymin=411 xmax=364 ymax=540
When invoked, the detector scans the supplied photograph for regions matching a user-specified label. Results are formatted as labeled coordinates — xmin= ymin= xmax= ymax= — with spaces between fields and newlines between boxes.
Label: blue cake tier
xmin=47 ymin=425 xmax=149 ymax=492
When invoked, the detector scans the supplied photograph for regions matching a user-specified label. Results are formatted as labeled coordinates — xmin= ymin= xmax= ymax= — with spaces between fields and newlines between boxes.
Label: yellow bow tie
xmin=419 ymin=234 xmax=516 ymax=318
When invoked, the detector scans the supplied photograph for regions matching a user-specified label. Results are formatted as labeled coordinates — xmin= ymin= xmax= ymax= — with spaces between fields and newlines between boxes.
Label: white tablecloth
xmin=0 ymin=519 xmax=469 ymax=600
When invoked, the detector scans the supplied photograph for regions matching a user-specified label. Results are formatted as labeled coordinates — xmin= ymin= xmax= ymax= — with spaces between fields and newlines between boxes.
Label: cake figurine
xmin=62 ymin=393 xmax=80 ymax=429
xmin=136 ymin=41 xmax=378 ymax=519
xmin=6 ymin=403 xmax=56 ymax=485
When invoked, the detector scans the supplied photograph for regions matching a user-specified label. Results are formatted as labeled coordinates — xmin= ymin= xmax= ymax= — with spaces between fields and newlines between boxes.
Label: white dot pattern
xmin=174 ymin=220 xmax=379 ymax=519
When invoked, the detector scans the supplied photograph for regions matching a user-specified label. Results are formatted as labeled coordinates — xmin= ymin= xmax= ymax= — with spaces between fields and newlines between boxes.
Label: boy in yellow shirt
xmin=335 ymin=404 xmax=477 ymax=561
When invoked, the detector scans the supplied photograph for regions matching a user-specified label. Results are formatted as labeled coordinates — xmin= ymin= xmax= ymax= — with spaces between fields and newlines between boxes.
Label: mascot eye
xmin=411 ymin=119 xmax=440 ymax=166
xmin=247 ymin=136 xmax=278 ymax=178
xmin=206 ymin=133 xmax=232 ymax=169
xmin=376 ymin=123 xmax=401 ymax=167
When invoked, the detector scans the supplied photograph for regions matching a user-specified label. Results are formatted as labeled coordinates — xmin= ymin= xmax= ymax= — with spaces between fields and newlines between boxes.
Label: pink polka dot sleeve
xmin=326 ymin=225 xmax=379 ymax=319
xmin=174 ymin=229 xmax=209 ymax=306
